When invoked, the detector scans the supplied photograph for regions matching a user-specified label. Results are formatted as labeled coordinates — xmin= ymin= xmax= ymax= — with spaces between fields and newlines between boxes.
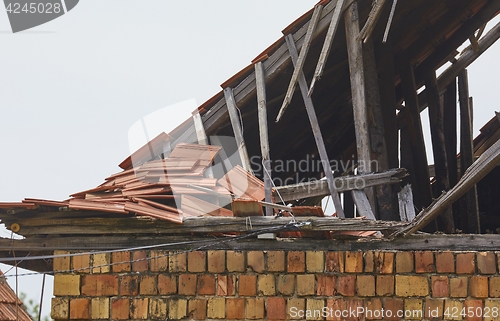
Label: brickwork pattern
xmin=51 ymin=250 xmax=500 ymax=320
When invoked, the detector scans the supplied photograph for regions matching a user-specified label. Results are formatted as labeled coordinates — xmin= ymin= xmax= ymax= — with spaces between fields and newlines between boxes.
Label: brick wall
xmin=51 ymin=250 xmax=500 ymax=320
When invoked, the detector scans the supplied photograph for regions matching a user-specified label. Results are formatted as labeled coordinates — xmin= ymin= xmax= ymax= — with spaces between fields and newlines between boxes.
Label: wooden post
xmin=400 ymin=65 xmax=432 ymax=210
xmin=424 ymin=71 xmax=454 ymax=233
xmin=398 ymin=185 xmax=416 ymax=222
xmin=344 ymin=1 xmax=374 ymax=208
xmin=351 ymin=190 xmax=376 ymax=220
xmin=224 ymin=87 xmax=253 ymax=174
xmin=255 ymin=61 xmax=273 ymax=216
xmin=458 ymin=69 xmax=480 ymax=233
xmin=192 ymin=111 xmax=213 ymax=178
xmin=284 ymin=34 xmax=345 ymax=218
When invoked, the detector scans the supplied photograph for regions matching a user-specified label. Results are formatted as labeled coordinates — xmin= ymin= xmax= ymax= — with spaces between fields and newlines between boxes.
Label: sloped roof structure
xmin=0 ymin=272 xmax=32 ymax=321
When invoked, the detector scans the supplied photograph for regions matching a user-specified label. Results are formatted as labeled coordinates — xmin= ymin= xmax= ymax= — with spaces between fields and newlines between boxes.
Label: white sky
xmin=1 ymin=1 xmax=499 ymax=319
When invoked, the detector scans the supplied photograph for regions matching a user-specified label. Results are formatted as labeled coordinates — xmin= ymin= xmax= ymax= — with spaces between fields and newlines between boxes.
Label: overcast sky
xmin=1 ymin=1 xmax=500 ymax=319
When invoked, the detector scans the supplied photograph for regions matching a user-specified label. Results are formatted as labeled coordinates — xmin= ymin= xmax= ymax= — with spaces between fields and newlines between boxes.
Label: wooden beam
xmin=382 ymin=0 xmax=398 ymax=43
xmin=284 ymin=34 xmax=345 ymax=218
xmin=358 ymin=0 xmax=386 ymax=43
xmin=223 ymin=87 xmax=253 ymax=174
xmin=276 ymin=4 xmax=324 ymax=122
xmin=458 ymin=70 xmax=480 ymax=233
xmin=274 ymin=168 xmax=406 ymax=202
xmin=192 ymin=111 xmax=213 ymax=178
xmin=443 ymin=79 xmax=458 ymax=195
xmin=398 ymin=184 xmax=416 ymax=222
xmin=345 ymin=1 xmax=374 ymax=208
xmin=352 ymin=190 xmax=376 ymax=220
xmin=308 ymin=0 xmax=346 ymax=97
xmin=254 ymin=61 xmax=273 ymax=216
xmin=424 ymin=71 xmax=454 ymax=233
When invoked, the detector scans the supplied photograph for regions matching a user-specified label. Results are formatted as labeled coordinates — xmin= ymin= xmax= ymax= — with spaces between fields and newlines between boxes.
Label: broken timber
xmin=357 ymin=0 xmax=386 ymax=43
xmin=284 ymin=34 xmax=344 ymax=218
xmin=192 ymin=110 xmax=214 ymax=178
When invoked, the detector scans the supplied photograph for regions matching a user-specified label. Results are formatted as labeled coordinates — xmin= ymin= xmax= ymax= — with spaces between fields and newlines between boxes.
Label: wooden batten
xmin=223 ymin=87 xmax=253 ymax=174
xmin=357 ymin=0 xmax=386 ymax=43
xmin=351 ymin=190 xmax=376 ymax=220
xmin=458 ymin=69 xmax=480 ymax=233
xmin=254 ymin=61 xmax=273 ymax=216
xmin=284 ymin=34 xmax=345 ymax=218
xmin=382 ymin=0 xmax=398 ymax=43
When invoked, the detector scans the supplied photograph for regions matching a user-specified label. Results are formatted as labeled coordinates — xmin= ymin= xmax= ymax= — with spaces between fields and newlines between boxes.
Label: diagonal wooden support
xmin=352 ymin=190 xmax=376 ymax=220
xmin=276 ymin=4 xmax=324 ymax=122
xmin=254 ymin=61 xmax=273 ymax=216
xmin=284 ymin=34 xmax=345 ymax=218
xmin=308 ymin=0 xmax=346 ymax=97
xmin=382 ymin=0 xmax=398 ymax=43
xmin=357 ymin=0 xmax=387 ymax=43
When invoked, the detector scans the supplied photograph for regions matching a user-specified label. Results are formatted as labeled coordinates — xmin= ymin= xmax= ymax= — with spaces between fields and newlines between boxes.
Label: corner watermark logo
xmin=3 ymin=0 xmax=79 ymax=33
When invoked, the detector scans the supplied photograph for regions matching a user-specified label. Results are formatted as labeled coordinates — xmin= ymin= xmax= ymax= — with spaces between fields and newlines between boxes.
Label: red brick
xmin=112 ymin=251 xmax=131 ymax=272
xmin=376 ymin=275 xmax=394 ymax=296
xmin=188 ymin=299 xmax=206 ymax=320
xmin=169 ymin=252 xmax=187 ymax=272
xmin=415 ymin=251 xmax=435 ymax=273
xmin=149 ymin=251 xmax=168 ymax=272
xmin=119 ymin=275 xmax=138 ymax=296
xmin=227 ymin=251 xmax=245 ymax=272
xmin=431 ymin=276 xmax=448 ymax=298
xmin=449 ymin=276 xmax=468 ymax=298
xmin=326 ymin=298 xmax=345 ymax=321
xmin=296 ymin=274 xmax=315 ymax=296
xmin=197 ymin=274 xmax=216 ymax=295
xmin=217 ymin=275 xmax=235 ymax=296
xmin=345 ymin=299 xmax=363 ymax=321
xmin=130 ymin=298 xmax=148 ymax=320
xmin=375 ymin=252 xmax=394 ymax=274
xmin=226 ymin=298 xmax=245 ymax=320
xmin=131 ymin=251 xmax=148 ymax=272
xmin=267 ymin=297 xmax=286 ymax=321
xmin=158 ymin=274 xmax=176 ymax=294
xmin=188 ymin=251 xmax=206 ymax=272
xmin=384 ymin=298 xmax=403 ymax=321
xmin=111 ymin=298 xmax=129 ymax=320
xmin=139 ymin=274 xmax=157 ymax=295
xmin=178 ymin=274 xmax=197 ymax=296
xmin=435 ymin=251 xmax=454 ymax=273
xmin=365 ymin=298 xmax=383 ymax=320
xmin=490 ymin=276 xmax=500 ymax=297
xmin=364 ymin=251 xmax=374 ymax=273
xmin=287 ymin=251 xmax=305 ymax=273
xmin=345 ymin=251 xmax=363 ymax=273
xmin=208 ymin=250 xmax=225 ymax=273
xmin=317 ymin=275 xmax=335 ymax=296
xmin=456 ymin=252 xmax=475 ymax=274
xmin=247 ymin=251 xmax=265 ymax=273
xmin=470 ymin=276 xmax=488 ymax=298
xmin=245 ymin=298 xmax=265 ymax=320
xmin=72 ymin=253 xmax=91 ymax=273
xmin=477 ymin=252 xmax=496 ymax=274
xmin=337 ymin=275 xmax=356 ymax=297
xmin=81 ymin=275 xmax=118 ymax=296
xmin=69 ymin=298 xmax=89 ymax=320
xmin=277 ymin=274 xmax=295 ymax=296
xmin=425 ymin=298 xmax=444 ymax=320
xmin=357 ymin=275 xmax=375 ymax=297
xmin=239 ymin=275 xmax=257 ymax=296
xmin=326 ymin=252 xmax=344 ymax=272
xmin=464 ymin=300 xmax=483 ymax=321
xmin=395 ymin=251 xmax=414 ymax=273
xmin=267 ymin=251 xmax=285 ymax=272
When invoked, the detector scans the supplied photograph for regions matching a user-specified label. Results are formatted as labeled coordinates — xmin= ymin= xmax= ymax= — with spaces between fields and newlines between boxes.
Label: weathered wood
xmin=398 ymin=184 xmax=415 ymax=222
xmin=400 ymin=65 xmax=432 ymax=210
xmin=382 ymin=0 xmax=398 ymax=43
xmin=351 ymin=190 xmax=376 ymax=220
xmin=345 ymin=1 xmax=375 ymax=211
xmin=284 ymin=34 xmax=345 ymax=218
xmin=397 ymin=135 xmax=500 ymax=236
xmin=308 ymin=0 xmax=346 ymax=97
xmin=192 ymin=111 xmax=214 ymax=178
xmin=358 ymin=0 xmax=386 ymax=43
xmin=443 ymin=79 xmax=458 ymax=223
xmin=254 ymin=61 xmax=273 ymax=216
xmin=274 ymin=168 xmax=406 ymax=202
xmin=208 ymin=135 xmax=233 ymax=173
xmin=424 ymin=71 xmax=454 ymax=233
xmin=223 ymin=87 xmax=253 ymax=174
xmin=458 ymin=70 xmax=480 ymax=233
xmin=277 ymin=4 xmax=323 ymax=122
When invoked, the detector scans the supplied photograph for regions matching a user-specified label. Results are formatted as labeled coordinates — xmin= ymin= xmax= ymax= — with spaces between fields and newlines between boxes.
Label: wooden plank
xmin=284 ymin=34 xmax=345 ymax=218
xmin=274 ymin=168 xmax=406 ymax=202
xmin=351 ymin=190 xmax=376 ymax=220
xmin=443 ymin=79 xmax=458 ymax=223
xmin=255 ymin=61 xmax=273 ymax=216
xmin=277 ymin=4 xmax=324 ymax=122
xmin=308 ymin=0 xmax=346 ymax=96
xmin=344 ymin=1 xmax=374 ymax=208
xmin=357 ymin=0 xmax=386 ymax=43
xmin=382 ymin=0 xmax=398 ymax=43
xmin=398 ymin=184 xmax=416 ymax=222
xmin=458 ymin=70 xmax=480 ymax=233
xmin=424 ymin=71 xmax=454 ymax=233
xmin=223 ymin=87 xmax=253 ymax=174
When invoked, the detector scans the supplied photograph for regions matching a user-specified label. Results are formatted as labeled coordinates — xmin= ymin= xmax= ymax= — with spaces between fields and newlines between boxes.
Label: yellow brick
xmin=91 ymin=298 xmax=109 ymax=319
xmin=226 ymin=251 xmax=245 ymax=272
xmin=345 ymin=251 xmax=363 ymax=273
xmin=247 ymin=251 xmax=264 ymax=273
xmin=396 ymin=275 xmax=428 ymax=296
xmin=357 ymin=275 xmax=375 ymax=297
xmin=149 ymin=298 xmax=167 ymax=320
xmin=169 ymin=299 xmax=187 ymax=320
xmin=54 ymin=274 xmax=80 ymax=296
xmin=53 ymin=250 xmax=70 ymax=272
xmin=245 ymin=298 xmax=265 ymax=320
xmin=92 ymin=253 xmax=110 ymax=273
xmin=306 ymin=251 xmax=324 ymax=273
xmin=306 ymin=299 xmax=324 ymax=321
xmin=444 ymin=300 xmax=463 ymax=321
xmin=404 ymin=299 xmax=423 ymax=320
xmin=51 ymin=297 xmax=69 ymax=320
xmin=169 ymin=252 xmax=187 ymax=272
xmin=288 ymin=298 xmax=305 ymax=320
xmin=131 ymin=298 xmax=149 ymax=319
xmin=207 ymin=298 xmax=225 ymax=319
xmin=257 ymin=274 xmax=275 ymax=296
xmin=484 ymin=299 xmax=500 ymax=321
xmin=150 ymin=251 xmax=168 ymax=272
xmin=267 ymin=251 xmax=285 ymax=272
xmin=297 ymin=274 xmax=315 ymax=296
xmin=73 ymin=254 xmax=91 ymax=273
